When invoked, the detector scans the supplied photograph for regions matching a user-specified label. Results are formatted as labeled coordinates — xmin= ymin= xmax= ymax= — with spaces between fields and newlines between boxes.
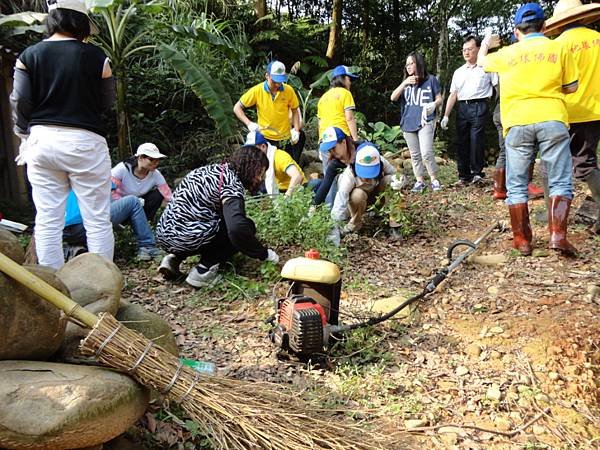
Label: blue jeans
xmin=64 ymin=196 xmax=155 ymax=249
xmin=505 ymin=121 xmax=573 ymax=205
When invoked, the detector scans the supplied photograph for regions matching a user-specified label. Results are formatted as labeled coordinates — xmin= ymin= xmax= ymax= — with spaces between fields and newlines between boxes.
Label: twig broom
xmin=0 ymin=252 xmax=392 ymax=449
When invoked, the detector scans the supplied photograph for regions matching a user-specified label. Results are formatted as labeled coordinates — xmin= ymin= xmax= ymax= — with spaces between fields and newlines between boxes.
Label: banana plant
xmin=88 ymin=0 xmax=164 ymax=160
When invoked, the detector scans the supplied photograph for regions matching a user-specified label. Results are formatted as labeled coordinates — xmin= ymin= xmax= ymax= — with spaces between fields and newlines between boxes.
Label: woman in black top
xmin=157 ymin=147 xmax=280 ymax=288
xmin=10 ymin=0 xmax=116 ymax=269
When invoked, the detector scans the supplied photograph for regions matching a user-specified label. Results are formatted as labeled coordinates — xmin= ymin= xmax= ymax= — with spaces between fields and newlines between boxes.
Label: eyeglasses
xmin=144 ymin=156 xmax=160 ymax=163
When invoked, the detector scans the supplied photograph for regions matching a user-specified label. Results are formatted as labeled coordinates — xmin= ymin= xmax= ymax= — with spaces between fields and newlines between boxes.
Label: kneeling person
xmin=244 ymin=130 xmax=306 ymax=196
xmin=156 ymin=147 xmax=279 ymax=288
xmin=331 ymin=143 xmax=396 ymax=233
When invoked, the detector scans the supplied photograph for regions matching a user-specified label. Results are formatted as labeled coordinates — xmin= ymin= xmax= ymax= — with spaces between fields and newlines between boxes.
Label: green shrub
xmin=246 ymin=187 xmax=345 ymax=263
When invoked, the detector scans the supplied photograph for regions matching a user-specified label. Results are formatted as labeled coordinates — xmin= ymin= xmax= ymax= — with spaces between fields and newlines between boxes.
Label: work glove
xmin=290 ymin=128 xmax=300 ymax=145
xmin=247 ymin=122 xmax=260 ymax=132
xmin=266 ymin=249 xmax=279 ymax=264
xmin=440 ymin=116 xmax=449 ymax=130
xmin=390 ymin=173 xmax=407 ymax=191
xmin=482 ymin=33 xmax=501 ymax=49
xmin=138 ymin=197 xmax=146 ymax=207
xmin=307 ymin=205 xmax=316 ymax=218
xmin=423 ymin=102 xmax=437 ymax=116
xmin=14 ymin=133 xmax=29 ymax=166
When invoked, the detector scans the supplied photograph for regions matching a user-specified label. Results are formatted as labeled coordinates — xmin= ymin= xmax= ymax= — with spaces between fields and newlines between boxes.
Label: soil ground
xmin=116 ymin=167 xmax=599 ymax=449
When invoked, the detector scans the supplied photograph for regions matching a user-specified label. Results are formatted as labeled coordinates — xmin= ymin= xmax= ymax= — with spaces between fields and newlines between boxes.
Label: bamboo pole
xmin=0 ymin=251 xmax=98 ymax=327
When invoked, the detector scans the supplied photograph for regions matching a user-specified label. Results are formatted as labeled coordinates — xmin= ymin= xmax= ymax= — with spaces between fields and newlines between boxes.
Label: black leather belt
xmin=458 ymin=98 xmax=488 ymax=104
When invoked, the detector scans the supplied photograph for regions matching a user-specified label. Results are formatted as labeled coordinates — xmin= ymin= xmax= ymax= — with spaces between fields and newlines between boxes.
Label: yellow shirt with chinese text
xmin=317 ymin=87 xmax=355 ymax=136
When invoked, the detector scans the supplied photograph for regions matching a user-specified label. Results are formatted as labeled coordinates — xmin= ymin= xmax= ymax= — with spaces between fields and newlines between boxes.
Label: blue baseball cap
xmin=355 ymin=142 xmax=381 ymax=179
xmin=319 ymin=127 xmax=346 ymax=152
xmin=331 ymin=65 xmax=358 ymax=79
xmin=266 ymin=60 xmax=288 ymax=83
xmin=243 ymin=130 xmax=268 ymax=147
xmin=515 ymin=3 xmax=545 ymax=25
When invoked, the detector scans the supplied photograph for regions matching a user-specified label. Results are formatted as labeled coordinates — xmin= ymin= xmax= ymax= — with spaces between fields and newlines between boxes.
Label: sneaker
xmin=186 ymin=264 xmax=222 ymax=288
xmin=64 ymin=245 xmax=87 ymax=262
xmin=411 ymin=181 xmax=426 ymax=193
xmin=431 ymin=180 xmax=442 ymax=192
xmin=471 ymin=175 xmax=483 ymax=184
xmin=158 ymin=253 xmax=182 ymax=280
xmin=453 ymin=178 xmax=470 ymax=187
xmin=137 ymin=246 xmax=163 ymax=261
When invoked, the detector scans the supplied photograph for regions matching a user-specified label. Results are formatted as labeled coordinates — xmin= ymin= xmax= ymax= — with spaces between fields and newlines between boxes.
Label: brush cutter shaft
xmin=0 ymin=251 xmax=98 ymax=327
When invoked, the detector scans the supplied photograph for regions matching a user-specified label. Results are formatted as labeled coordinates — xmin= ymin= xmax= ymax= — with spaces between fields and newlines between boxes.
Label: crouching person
xmin=156 ymin=147 xmax=279 ymax=288
xmin=63 ymin=190 xmax=161 ymax=261
xmin=331 ymin=143 xmax=396 ymax=233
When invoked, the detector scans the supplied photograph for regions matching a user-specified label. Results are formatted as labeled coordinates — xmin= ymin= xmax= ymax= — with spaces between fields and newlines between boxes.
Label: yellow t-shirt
xmin=482 ymin=34 xmax=578 ymax=136
xmin=273 ymin=149 xmax=306 ymax=191
xmin=556 ymin=27 xmax=600 ymax=123
xmin=238 ymin=82 xmax=300 ymax=141
xmin=317 ymin=87 xmax=355 ymax=136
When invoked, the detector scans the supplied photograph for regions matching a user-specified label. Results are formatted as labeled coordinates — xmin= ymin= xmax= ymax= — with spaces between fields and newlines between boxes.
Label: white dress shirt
xmin=449 ymin=63 xmax=494 ymax=100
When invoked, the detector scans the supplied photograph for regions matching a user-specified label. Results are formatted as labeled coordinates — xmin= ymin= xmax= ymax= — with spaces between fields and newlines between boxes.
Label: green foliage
xmin=355 ymin=115 xmax=405 ymax=154
xmin=369 ymin=187 xmax=414 ymax=239
xmin=158 ymin=43 xmax=236 ymax=138
xmin=246 ymin=188 xmax=345 ymax=263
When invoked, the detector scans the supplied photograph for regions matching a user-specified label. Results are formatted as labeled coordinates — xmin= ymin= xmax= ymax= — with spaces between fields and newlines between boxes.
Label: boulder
xmin=116 ymin=301 xmax=179 ymax=356
xmin=304 ymin=162 xmax=323 ymax=178
xmin=0 ymin=265 xmax=68 ymax=361
xmin=299 ymin=150 xmax=320 ymax=167
xmin=0 ymin=361 xmax=149 ymax=450
xmin=55 ymin=254 xmax=123 ymax=362
xmin=0 ymin=229 xmax=25 ymax=264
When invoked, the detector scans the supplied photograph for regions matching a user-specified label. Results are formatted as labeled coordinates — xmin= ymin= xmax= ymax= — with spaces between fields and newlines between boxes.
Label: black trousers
xmin=569 ymin=120 xmax=600 ymax=180
xmin=267 ymin=129 xmax=306 ymax=164
xmin=141 ymin=189 xmax=163 ymax=222
xmin=455 ymin=100 xmax=488 ymax=180
xmin=173 ymin=221 xmax=236 ymax=268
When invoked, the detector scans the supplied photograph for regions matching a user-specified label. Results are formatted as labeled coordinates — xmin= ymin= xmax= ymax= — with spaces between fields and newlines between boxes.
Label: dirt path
xmin=121 ymin=172 xmax=599 ymax=449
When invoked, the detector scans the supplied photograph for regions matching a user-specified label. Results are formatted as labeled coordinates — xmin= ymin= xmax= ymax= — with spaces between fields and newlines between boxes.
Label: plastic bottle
xmin=180 ymin=358 xmax=216 ymax=375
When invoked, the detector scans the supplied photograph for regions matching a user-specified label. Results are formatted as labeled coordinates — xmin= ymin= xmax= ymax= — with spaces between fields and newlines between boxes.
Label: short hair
xmin=463 ymin=35 xmax=482 ymax=47
xmin=330 ymin=75 xmax=347 ymax=88
xmin=516 ymin=19 xmax=544 ymax=34
xmin=46 ymin=8 xmax=91 ymax=41
xmin=228 ymin=146 xmax=269 ymax=191
xmin=403 ymin=52 xmax=429 ymax=82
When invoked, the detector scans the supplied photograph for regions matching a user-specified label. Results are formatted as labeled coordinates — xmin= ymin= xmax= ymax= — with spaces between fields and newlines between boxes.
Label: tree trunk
xmin=115 ymin=69 xmax=129 ymax=161
xmin=362 ymin=0 xmax=370 ymax=48
xmin=254 ymin=0 xmax=267 ymax=19
xmin=326 ymin=0 xmax=342 ymax=65
xmin=435 ymin=2 xmax=451 ymax=91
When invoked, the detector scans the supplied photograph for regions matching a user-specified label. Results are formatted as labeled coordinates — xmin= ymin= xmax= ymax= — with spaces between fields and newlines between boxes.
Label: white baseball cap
xmin=266 ymin=61 xmax=288 ymax=83
xmin=355 ymin=142 xmax=381 ymax=179
xmin=135 ymin=143 xmax=167 ymax=159
xmin=46 ymin=0 xmax=99 ymax=34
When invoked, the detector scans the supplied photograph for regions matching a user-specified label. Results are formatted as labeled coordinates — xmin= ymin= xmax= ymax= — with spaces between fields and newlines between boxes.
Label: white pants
xmin=403 ymin=121 xmax=438 ymax=180
xmin=26 ymin=125 xmax=114 ymax=269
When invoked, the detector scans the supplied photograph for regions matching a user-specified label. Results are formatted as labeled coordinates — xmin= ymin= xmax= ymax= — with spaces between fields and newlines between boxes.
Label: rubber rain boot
xmin=527 ymin=163 xmax=544 ymax=199
xmin=493 ymin=168 xmax=507 ymax=200
xmin=508 ymin=203 xmax=533 ymax=256
xmin=548 ymin=196 xmax=577 ymax=255
xmin=584 ymin=169 xmax=600 ymax=234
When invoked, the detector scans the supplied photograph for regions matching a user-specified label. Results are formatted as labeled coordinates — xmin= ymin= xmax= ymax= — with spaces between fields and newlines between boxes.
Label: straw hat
xmin=545 ymin=0 xmax=600 ymax=36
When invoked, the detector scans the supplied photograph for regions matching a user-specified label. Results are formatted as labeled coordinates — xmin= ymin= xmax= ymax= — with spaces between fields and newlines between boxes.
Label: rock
xmin=404 ymin=419 xmax=427 ymax=429
xmin=116 ymin=301 xmax=179 ymax=356
xmin=0 ymin=361 xmax=149 ymax=450
xmin=494 ymin=417 xmax=512 ymax=432
xmin=532 ymin=425 xmax=546 ymax=435
xmin=465 ymin=343 xmax=482 ymax=358
xmin=487 ymin=286 xmax=500 ymax=295
xmin=303 ymin=162 xmax=323 ymax=177
xmin=586 ymin=284 xmax=600 ymax=304
xmin=401 ymin=150 xmax=411 ymax=159
xmin=455 ymin=366 xmax=469 ymax=376
xmin=486 ymin=385 xmax=502 ymax=401
xmin=468 ymin=254 xmax=507 ymax=266
xmin=439 ymin=432 xmax=458 ymax=445
xmin=435 ymin=156 xmax=447 ymax=166
xmin=402 ymin=159 xmax=413 ymax=171
xmin=437 ymin=426 xmax=463 ymax=435
xmin=0 ymin=229 xmax=25 ymax=264
xmin=490 ymin=350 xmax=502 ymax=360
xmin=371 ymin=295 xmax=416 ymax=320
xmin=548 ymin=371 xmax=560 ymax=381
xmin=534 ymin=393 xmax=550 ymax=403
xmin=300 ymin=150 xmax=319 ymax=167
xmin=56 ymin=254 xmax=123 ymax=362
xmin=490 ymin=326 xmax=504 ymax=334
xmin=0 ymin=265 xmax=68 ymax=360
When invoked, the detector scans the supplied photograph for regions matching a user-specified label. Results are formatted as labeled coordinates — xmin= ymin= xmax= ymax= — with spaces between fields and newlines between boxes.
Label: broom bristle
xmin=80 ymin=313 xmax=393 ymax=449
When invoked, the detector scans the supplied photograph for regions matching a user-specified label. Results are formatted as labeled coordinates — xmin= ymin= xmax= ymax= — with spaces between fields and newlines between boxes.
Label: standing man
xmin=545 ymin=0 xmax=600 ymax=234
xmin=478 ymin=2 xmax=579 ymax=256
xmin=233 ymin=60 xmax=304 ymax=163
xmin=441 ymin=36 xmax=495 ymax=185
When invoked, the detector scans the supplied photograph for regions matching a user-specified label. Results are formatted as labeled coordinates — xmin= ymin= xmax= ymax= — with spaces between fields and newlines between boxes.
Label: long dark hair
xmin=123 ymin=156 xmax=139 ymax=174
xmin=330 ymin=75 xmax=348 ymax=88
xmin=46 ymin=8 xmax=91 ymax=41
xmin=403 ymin=52 xmax=429 ymax=83
xmin=228 ymin=146 xmax=269 ymax=193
